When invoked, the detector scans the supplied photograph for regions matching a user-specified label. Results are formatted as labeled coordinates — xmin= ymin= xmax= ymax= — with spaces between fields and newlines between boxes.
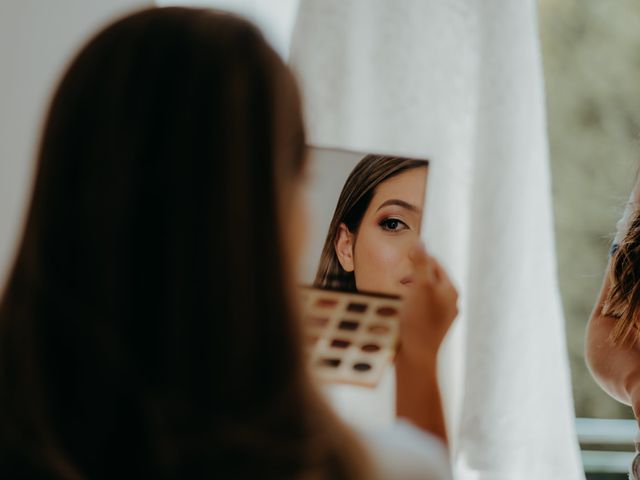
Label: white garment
xmin=290 ymin=1 xmax=584 ymax=478
xmin=360 ymin=420 xmax=452 ymax=480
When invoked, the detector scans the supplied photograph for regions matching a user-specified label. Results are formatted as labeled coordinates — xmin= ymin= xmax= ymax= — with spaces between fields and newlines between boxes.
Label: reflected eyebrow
xmin=376 ymin=199 xmax=421 ymax=213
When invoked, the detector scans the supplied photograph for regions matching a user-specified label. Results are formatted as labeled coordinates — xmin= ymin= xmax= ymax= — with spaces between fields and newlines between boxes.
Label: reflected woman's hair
xmin=314 ymin=155 xmax=428 ymax=291
xmin=0 ymin=8 xmax=370 ymax=479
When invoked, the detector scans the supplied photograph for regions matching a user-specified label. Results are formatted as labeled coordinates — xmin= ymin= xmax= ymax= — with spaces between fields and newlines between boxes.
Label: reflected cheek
xmin=361 ymin=237 xmax=403 ymax=267
xmin=353 ymin=230 xmax=407 ymax=291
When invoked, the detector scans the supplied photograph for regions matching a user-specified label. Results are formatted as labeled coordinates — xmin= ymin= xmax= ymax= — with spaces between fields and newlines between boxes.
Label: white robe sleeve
xmin=358 ymin=420 xmax=453 ymax=480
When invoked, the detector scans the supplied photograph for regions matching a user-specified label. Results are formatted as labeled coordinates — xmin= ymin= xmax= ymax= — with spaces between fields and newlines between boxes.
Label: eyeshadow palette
xmin=299 ymin=286 xmax=402 ymax=388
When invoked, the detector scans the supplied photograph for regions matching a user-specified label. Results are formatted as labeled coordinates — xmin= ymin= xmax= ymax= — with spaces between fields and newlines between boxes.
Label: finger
xmin=431 ymin=258 xmax=457 ymax=293
xmin=408 ymin=240 xmax=429 ymax=265
xmin=408 ymin=241 xmax=437 ymax=283
xmin=430 ymin=257 xmax=445 ymax=282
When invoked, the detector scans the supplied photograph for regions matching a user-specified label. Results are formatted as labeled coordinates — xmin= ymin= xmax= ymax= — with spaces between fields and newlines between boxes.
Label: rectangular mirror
xmin=300 ymin=147 xmax=429 ymax=296
xmin=299 ymin=147 xmax=429 ymax=388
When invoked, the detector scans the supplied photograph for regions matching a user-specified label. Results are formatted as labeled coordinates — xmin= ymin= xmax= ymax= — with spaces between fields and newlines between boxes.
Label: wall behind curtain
xmin=539 ymin=0 xmax=640 ymax=421
xmin=154 ymin=0 xmax=299 ymax=59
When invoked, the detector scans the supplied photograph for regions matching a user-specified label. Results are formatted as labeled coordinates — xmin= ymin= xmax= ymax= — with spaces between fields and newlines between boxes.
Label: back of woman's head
xmin=0 ymin=7 xmax=368 ymax=479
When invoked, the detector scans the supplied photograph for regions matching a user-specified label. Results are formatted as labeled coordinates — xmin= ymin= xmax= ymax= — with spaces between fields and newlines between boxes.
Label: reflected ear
xmin=334 ymin=223 xmax=355 ymax=272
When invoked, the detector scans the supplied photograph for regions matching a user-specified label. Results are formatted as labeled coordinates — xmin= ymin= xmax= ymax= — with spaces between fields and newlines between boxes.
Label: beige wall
xmin=0 ymin=0 xmax=151 ymax=290
xmin=540 ymin=0 xmax=640 ymax=418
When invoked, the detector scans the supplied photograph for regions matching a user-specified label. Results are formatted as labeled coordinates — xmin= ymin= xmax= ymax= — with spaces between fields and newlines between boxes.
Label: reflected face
xmin=335 ymin=167 xmax=427 ymax=295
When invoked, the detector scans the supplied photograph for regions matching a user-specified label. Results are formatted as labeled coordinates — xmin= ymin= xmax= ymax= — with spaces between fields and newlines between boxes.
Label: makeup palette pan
xmin=299 ymin=286 xmax=402 ymax=388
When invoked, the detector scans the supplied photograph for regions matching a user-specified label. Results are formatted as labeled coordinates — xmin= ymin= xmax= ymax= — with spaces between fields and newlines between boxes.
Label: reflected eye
xmin=379 ymin=218 xmax=409 ymax=232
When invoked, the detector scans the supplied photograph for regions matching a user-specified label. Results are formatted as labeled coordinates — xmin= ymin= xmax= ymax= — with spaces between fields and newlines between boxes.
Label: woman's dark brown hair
xmin=0 ymin=7 xmax=370 ymax=479
xmin=603 ymin=210 xmax=640 ymax=346
xmin=314 ymin=155 xmax=428 ymax=291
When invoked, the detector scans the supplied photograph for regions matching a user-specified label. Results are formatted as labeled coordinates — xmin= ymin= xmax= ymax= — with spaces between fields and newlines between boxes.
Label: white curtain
xmin=289 ymin=1 xmax=584 ymax=478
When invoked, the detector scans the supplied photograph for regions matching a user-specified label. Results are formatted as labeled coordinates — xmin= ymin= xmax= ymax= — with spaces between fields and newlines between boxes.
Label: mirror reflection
xmin=302 ymin=148 xmax=428 ymax=296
